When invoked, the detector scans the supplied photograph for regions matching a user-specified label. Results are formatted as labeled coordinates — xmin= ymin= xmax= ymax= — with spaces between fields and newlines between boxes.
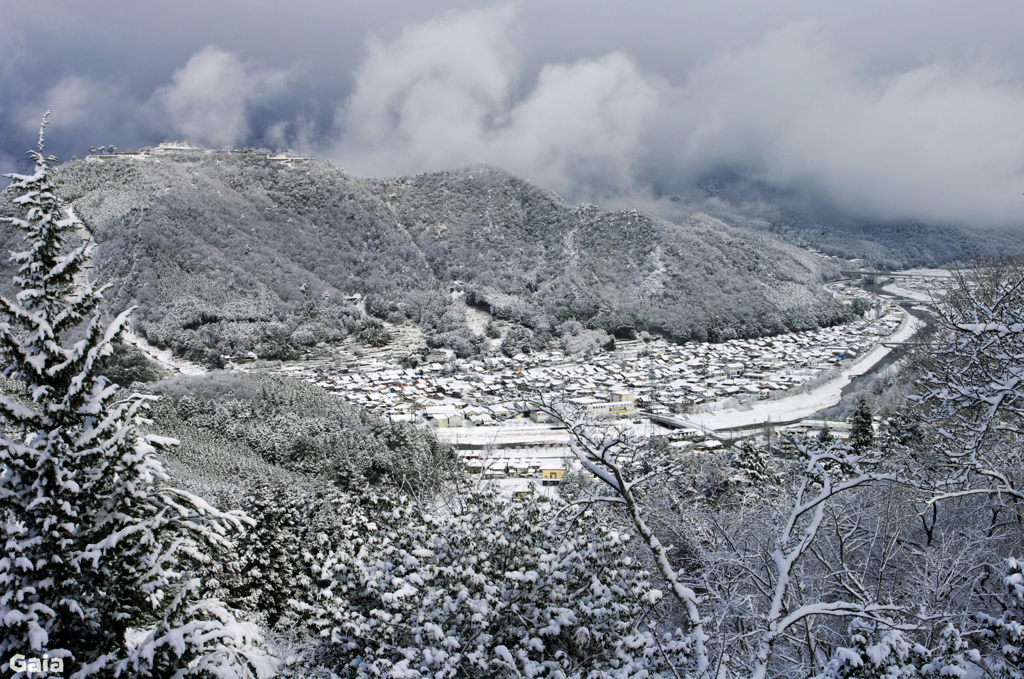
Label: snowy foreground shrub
xmin=0 ymin=119 xmax=277 ymax=677
xmin=815 ymin=622 xmax=977 ymax=679
xmin=292 ymin=490 xmax=692 ymax=679
xmin=976 ymin=557 xmax=1024 ymax=676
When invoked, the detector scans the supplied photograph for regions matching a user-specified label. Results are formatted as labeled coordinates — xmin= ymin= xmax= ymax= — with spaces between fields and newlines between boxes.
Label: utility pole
xmin=649 ymin=363 xmax=658 ymax=410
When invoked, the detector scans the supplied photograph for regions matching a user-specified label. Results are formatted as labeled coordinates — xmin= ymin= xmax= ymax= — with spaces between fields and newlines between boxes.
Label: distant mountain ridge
xmin=0 ymin=145 xmax=857 ymax=365
xmin=661 ymin=174 xmax=1024 ymax=270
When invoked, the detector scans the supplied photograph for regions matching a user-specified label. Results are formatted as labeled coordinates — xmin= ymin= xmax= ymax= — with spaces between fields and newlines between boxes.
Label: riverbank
xmin=689 ymin=308 xmax=922 ymax=432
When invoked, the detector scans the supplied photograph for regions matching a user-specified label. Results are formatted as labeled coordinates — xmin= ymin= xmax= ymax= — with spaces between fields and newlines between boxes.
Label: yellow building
xmin=541 ymin=462 xmax=566 ymax=486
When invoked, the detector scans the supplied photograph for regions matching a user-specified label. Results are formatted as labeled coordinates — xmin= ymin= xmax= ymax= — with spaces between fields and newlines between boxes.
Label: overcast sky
xmin=3 ymin=0 xmax=1024 ymax=227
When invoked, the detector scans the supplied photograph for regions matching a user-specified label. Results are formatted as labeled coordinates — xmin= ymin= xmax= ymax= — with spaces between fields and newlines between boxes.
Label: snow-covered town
xmin=264 ymin=299 xmax=907 ymax=429
xmin=238 ymin=288 xmax=920 ymax=494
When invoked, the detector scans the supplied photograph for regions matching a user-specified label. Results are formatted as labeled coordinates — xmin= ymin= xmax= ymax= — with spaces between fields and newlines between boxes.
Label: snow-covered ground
xmin=689 ymin=310 xmax=923 ymax=432
xmin=881 ymin=284 xmax=935 ymax=303
xmin=880 ymin=267 xmax=953 ymax=304
xmin=897 ymin=268 xmax=953 ymax=277
xmin=435 ymin=422 xmax=571 ymax=448
xmin=464 ymin=305 xmax=491 ymax=337
xmin=433 ymin=422 xmax=576 ymax=467
xmin=433 ymin=418 xmax=673 ymax=448
xmin=484 ymin=477 xmax=563 ymax=500
xmin=121 ymin=330 xmax=207 ymax=376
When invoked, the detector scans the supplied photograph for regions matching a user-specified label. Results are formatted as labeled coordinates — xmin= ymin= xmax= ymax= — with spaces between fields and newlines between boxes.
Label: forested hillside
xmin=369 ymin=169 xmax=850 ymax=340
xmin=147 ymin=370 xmax=456 ymax=495
xmin=0 ymin=146 xmax=855 ymax=365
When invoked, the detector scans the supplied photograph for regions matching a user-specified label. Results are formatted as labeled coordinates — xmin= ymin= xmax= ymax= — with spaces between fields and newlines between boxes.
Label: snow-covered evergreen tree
xmin=730 ymin=439 xmax=780 ymax=487
xmin=0 ymin=117 xmax=277 ymax=677
xmin=817 ymin=422 xmax=835 ymax=446
xmin=977 ymin=557 xmax=1024 ymax=675
xmin=877 ymin=408 xmax=922 ymax=455
xmin=850 ymin=398 xmax=875 ymax=453
xmin=816 ymin=622 xmax=977 ymax=678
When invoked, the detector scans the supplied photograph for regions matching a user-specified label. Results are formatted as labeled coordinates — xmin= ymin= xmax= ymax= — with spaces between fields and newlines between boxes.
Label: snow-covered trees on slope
xmin=531 ymin=399 xmax=929 ymax=678
xmin=816 ymin=622 xmax=977 ymax=678
xmin=147 ymin=370 xmax=461 ymax=496
xmin=528 ymin=402 xmax=712 ymax=674
xmin=804 ymin=260 xmax=1024 ymax=678
xmin=8 ymin=119 xmax=1024 ymax=678
xmin=849 ymin=398 xmax=874 ymax=453
xmin=292 ymin=490 xmax=690 ymax=678
xmin=916 ymin=260 xmax=1024 ymax=502
xmin=7 ymin=149 xmax=862 ymax=366
xmin=0 ymin=118 xmax=276 ymax=677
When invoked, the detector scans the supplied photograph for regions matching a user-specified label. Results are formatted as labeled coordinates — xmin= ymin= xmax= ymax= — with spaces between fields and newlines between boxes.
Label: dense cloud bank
xmin=3 ymin=2 xmax=1024 ymax=228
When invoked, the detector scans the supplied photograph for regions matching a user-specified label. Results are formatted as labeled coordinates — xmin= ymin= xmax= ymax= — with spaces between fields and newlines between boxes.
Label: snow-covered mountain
xmin=1 ymin=145 xmax=855 ymax=364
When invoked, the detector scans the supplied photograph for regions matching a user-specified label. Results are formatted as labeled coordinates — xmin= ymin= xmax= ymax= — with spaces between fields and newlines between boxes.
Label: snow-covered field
xmin=880 ymin=268 xmax=952 ymax=303
xmin=464 ymin=305 xmax=491 ymax=337
xmin=435 ymin=422 xmax=571 ymax=448
xmin=434 ymin=417 xmax=673 ymax=448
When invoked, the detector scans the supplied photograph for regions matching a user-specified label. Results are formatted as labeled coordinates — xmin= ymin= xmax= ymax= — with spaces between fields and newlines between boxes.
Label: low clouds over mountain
xmin=3 ymin=2 xmax=1024 ymax=227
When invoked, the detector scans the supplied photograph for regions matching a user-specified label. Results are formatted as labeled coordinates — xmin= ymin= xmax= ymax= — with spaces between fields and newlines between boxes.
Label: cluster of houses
xmin=461 ymin=449 xmax=571 ymax=486
xmin=258 ymin=305 xmax=900 ymax=492
xmin=267 ymin=306 xmax=902 ymax=430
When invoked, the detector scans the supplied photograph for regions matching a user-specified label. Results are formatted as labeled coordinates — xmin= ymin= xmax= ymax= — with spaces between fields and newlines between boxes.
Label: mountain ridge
xmin=0 ymin=145 xmax=857 ymax=365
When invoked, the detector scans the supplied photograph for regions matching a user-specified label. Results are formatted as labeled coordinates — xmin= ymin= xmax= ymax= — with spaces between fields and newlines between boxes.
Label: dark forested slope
xmin=0 ymin=146 xmax=854 ymax=363
xmin=372 ymin=169 xmax=851 ymax=341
